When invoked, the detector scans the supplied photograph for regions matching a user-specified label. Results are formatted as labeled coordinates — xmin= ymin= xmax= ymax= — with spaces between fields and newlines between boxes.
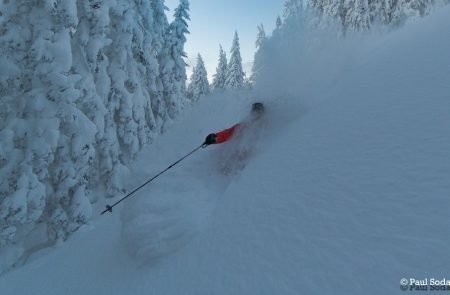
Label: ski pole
xmin=101 ymin=142 xmax=207 ymax=215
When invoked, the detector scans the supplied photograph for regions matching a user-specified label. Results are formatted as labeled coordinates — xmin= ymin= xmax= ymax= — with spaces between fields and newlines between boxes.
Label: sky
xmin=165 ymin=0 xmax=285 ymax=81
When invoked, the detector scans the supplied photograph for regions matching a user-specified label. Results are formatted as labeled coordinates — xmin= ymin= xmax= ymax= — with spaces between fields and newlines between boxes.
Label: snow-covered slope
xmin=1 ymin=8 xmax=449 ymax=295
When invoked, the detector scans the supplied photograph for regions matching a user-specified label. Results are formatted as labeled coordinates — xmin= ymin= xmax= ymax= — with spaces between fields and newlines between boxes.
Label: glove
xmin=204 ymin=133 xmax=217 ymax=145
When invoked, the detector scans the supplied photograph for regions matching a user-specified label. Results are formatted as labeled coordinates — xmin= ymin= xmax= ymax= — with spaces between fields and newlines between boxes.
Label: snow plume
xmin=251 ymin=2 xmax=450 ymax=163
xmin=251 ymin=2 xmax=447 ymax=114
xmin=120 ymin=187 xmax=203 ymax=264
xmin=118 ymin=91 xmax=280 ymax=266
xmin=252 ymin=16 xmax=356 ymax=122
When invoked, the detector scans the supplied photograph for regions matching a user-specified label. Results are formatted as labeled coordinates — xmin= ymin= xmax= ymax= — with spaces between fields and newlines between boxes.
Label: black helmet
xmin=251 ymin=102 xmax=265 ymax=114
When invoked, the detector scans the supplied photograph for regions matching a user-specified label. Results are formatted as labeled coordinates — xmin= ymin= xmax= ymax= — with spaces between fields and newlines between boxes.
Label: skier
xmin=203 ymin=102 xmax=265 ymax=146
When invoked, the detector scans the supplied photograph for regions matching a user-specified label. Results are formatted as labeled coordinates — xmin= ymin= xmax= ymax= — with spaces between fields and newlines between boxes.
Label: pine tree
xmin=161 ymin=0 xmax=190 ymax=119
xmin=273 ymin=15 xmax=285 ymax=41
xmin=30 ymin=0 xmax=92 ymax=241
xmin=345 ymin=0 xmax=371 ymax=31
xmin=255 ymin=24 xmax=267 ymax=49
xmin=211 ymin=45 xmax=228 ymax=90
xmin=0 ymin=0 xmax=48 ymax=271
xmin=150 ymin=0 xmax=171 ymax=130
xmin=276 ymin=16 xmax=283 ymax=29
xmin=225 ymin=31 xmax=245 ymax=89
xmin=306 ymin=0 xmax=439 ymax=33
xmin=0 ymin=0 xmax=95 ymax=259
xmin=0 ymin=0 xmax=190 ymax=274
xmin=283 ymin=0 xmax=304 ymax=20
xmin=394 ymin=0 xmax=434 ymax=21
xmin=151 ymin=0 xmax=170 ymax=51
xmin=187 ymin=54 xmax=210 ymax=101
xmin=251 ymin=25 xmax=267 ymax=83
xmin=107 ymin=1 xmax=149 ymax=166
xmin=74 ymin=0 xmax=116 ymax=201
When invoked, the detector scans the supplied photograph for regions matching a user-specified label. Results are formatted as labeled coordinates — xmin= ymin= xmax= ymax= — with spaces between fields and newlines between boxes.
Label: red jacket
xmin=215 ymin=124 xmax=240 ymax=144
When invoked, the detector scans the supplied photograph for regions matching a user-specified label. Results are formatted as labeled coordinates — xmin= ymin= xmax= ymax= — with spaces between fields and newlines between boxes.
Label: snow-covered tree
xmin=134 ymin=0 xmax=165 ymax=137
xmin=346 ymin=0 xmax=371 ymax=31
xmin=0 ymin=0 xmax=190 ymax=275
xmin=305 ymin=0 xmax=445 ymax=33
xmin=276 ymin=16 xmax=283 ymax=29
xmin=187 ymin=54 xmax=210 ymax=101
xmin=225 ymin=31 xmax=245 ymax=89
xmin=284 ymin=0 xmax=304 ymax=20
xmin=255 ymin=24 xmax=267 ymax=49
xmin=391 ymin=0 xmax=434 ymax=23
xmin=25 ymin=0 xmax=91 ymax=241
xmin=0 ymin=0 xmax=97 ymax=264
xmin=160 ymin=0 xmax=190 ymax=119
xmin=107 ymin=2 xmax=144 ymax=172
xmin=151 ymin=0 xmax=170 ymax=130
xmin=211 ymin=45 xmax=228 ymax=90
xmin=251 ymin=25 xmax=267 ymax=83
xmin=74 ymin=0 xmax=114 ymax=202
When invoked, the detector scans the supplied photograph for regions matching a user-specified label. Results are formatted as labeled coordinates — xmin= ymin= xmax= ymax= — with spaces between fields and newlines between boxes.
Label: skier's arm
xmin=215 ymin=124 xmax=239 ymax=143
xmin=204 ymin=124 xmax=240 ymax=145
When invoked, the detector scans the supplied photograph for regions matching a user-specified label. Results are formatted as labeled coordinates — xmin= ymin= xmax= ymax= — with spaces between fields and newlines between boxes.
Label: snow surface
xmin=1 ymin=7 xmax=450 ymax=295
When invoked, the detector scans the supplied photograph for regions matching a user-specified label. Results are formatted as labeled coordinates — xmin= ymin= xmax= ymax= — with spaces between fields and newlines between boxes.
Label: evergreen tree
xmin=255 ymin=24 xmax=267 ymax=49
xmin=161 ymin=0 xmax=190 ymax=119
xmin=276 ymin=16 xmax=283 ymax=29
xmin=187 ymin=54 xmax=210 ymax=101
xmin=251 ymin=25 xmax=267 ymax=83
xmin=283 ymin=0 xmax=304 ymax=20
xmin=107 ymin=1 xmax=151 ymax=166
xmin=211 ymin=45 xmax=228 ymax=90
xmin=346 ymin=0 xmax=371 ymax=31
xmin=306 ymin=0 xmax=440 ymax=33
xmin=75 ymin=0 xmax=118 ymax=201
xmin=0 ymin=0 xmax=190 ymax=274
xmin=273 ymin=15 xmax=285 ymax=41
xmin=225 ymin=31 xmax=245 ymax=89
xmin=0 ymin=0 xmax=95 ymax=262
xmin=0 ymin=0 xmax=48 ymax=272
xmin=394 ymin=0 xmax=434 ymax=21
xmin=150 ymin=0 xmax=171 ymax=131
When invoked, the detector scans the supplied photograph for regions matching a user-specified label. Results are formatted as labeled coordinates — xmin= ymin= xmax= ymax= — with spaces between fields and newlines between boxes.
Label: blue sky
xmin=165 ymin=0 xmax=285 ymax=80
